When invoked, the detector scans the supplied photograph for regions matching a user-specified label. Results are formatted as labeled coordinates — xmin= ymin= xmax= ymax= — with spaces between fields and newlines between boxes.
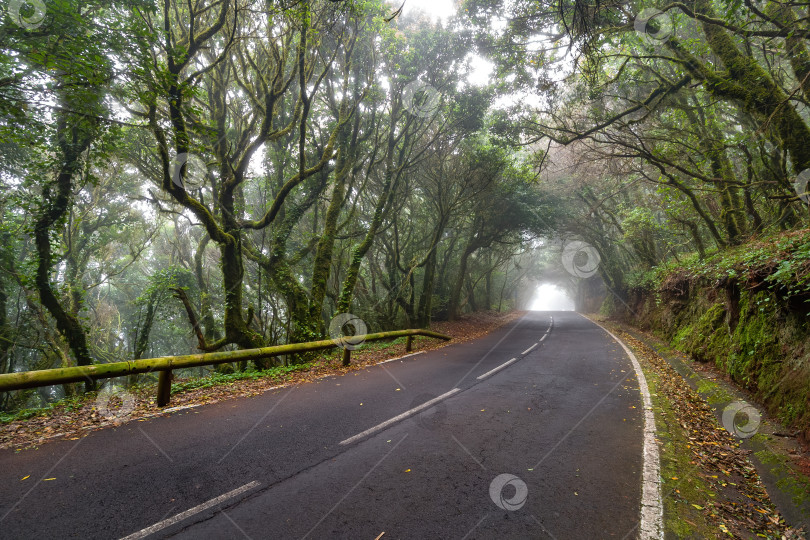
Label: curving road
xmin=0 ymin=311 xmax=660 ymax=539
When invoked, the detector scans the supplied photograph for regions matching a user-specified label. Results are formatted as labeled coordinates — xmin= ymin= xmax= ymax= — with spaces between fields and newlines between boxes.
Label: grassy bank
xmin=625 ymin=228 xmax=810 ymax=438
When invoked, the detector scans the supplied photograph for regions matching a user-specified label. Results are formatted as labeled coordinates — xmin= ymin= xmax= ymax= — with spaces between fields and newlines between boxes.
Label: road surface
xmin=0 ymin=311 xmax=660 ymax=539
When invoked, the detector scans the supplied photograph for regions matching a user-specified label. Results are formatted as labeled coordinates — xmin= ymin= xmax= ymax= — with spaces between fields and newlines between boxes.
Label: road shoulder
xmin=595 ymin=317 xmax=806 ymax=538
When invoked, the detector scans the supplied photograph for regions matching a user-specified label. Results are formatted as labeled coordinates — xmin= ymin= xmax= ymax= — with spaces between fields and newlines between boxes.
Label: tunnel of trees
xmin=2 ymin=0 xmax=809 ymax=410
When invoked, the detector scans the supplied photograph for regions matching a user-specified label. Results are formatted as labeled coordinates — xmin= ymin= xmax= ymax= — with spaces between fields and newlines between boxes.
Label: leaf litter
xmin=617 ymin=330 xmax=804 ymax=539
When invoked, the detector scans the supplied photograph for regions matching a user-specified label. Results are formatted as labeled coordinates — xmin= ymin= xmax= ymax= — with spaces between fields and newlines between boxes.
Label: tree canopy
xmin=2 ymin=0 xmax=809 ymax=409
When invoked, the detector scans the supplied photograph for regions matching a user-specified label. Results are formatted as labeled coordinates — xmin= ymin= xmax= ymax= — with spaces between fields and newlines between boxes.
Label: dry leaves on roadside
xmin=619 ymin=331 xmax=796 ymax=539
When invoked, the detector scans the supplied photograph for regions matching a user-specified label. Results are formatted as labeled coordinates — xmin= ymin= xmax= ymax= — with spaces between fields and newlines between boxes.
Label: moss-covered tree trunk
xmin=33 ymin=81 xmax=99 ymax=390
xmin=449 ymin=235 xmax=485 ymax=320
xmin=154 ymin=32 xmax=263 ymax=355
xmin=670 ymin=0 xmax=810 ymax=177
xmin=194 ymin=235 xmax=220 ymax=345
xmin=688 ymin=104 xmax=746 ymax=244
xmin=246 ymin=174 xmax=326 ymax=357
xmin=133 ymin=295 xmax=156 ymax=361
xmin=337 ymin=101 xmax=402 ymax=314
xmin=416 ymin=219 xmax=448 ymax=327
xmin=767 ymin=2 xmax=810 ymax=102
xmin=0 ymin=232 xmax=11 ymax=375
xmin=309 ymin=98 xmax=355 ymax=326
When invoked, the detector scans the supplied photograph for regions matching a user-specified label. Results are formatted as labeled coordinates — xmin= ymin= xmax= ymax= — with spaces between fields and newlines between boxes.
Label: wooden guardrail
xmin=0 ymin=329 xmax=451 ymax=407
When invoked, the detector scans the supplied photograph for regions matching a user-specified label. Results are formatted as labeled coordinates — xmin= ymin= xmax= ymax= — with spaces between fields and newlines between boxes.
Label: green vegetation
xmin=753 ymin=438 xmax=810 ymax=510
xmin=628 ymin=229 xmax=810 ymax=432
xmin=2 ymin=0 xmax=553 ymax=414
xmin=641 ymin=366 xmax=719 ymax=537
xmin=170 ymin=364 xmax=315 ymax=395
xmin=614 ymin=329 xmax=795 ymax=537
xmin=0 ymin=396 xmax=87 ymax=425
xmin=653 ymin=229 xmax=810 ymax=297
xmin=2 ymin=0 xmax=810 ymax=445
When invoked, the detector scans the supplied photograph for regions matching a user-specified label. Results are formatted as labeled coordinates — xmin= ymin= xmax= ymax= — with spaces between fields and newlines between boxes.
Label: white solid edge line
xmin=589 ymin=320 xmax=663 ymax=539
xmin=521 ymin=343 xmax=537 ymax=355
xmin=339 ymin=388 xmax=461 ymax=446
xmin=159 ymin=403 xmax=203 ymax=414
xmin=475 ymin=358 xmax=518 ymax=381
xmin=539 ymin=335 xmax=547 ymax=342
xmin=378 ymin=351 xmax=425 ymax=365
xmin=120 ymin=481 xmax=261 ymax=540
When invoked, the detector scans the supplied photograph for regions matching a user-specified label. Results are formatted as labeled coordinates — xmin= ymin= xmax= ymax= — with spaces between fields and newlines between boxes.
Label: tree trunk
xmin=671 ymin=3 xmax=810 ymax=176
xmin=33 ymin=85 xmax=99 ymax=390
xmin=309 ymin=116 xmax=354 ymax=326
xmin=337 ymin=102 xmax=402 ymax=314
xmin=194 ymin=235 xmax=220 ymax=344
xmin=449 ymin=239 xmax=480 ymax=320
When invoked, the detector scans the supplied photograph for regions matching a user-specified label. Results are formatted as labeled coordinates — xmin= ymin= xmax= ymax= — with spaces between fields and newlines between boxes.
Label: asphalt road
xmin=0 ymin=311 xmax=653 ymax=539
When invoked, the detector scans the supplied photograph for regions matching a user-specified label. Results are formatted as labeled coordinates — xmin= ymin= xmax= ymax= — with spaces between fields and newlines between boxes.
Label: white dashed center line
xmin=339 ymin=388 xmax=462 ymax=446
xmin=476 ymin=358 xmax=518 ymax=380
xmin=120 ymin=481 xmax=261 ymax=540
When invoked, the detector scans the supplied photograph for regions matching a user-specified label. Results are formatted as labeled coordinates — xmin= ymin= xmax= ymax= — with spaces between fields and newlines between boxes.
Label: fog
xmin=528 ymin=283 xmax=575 ymax=311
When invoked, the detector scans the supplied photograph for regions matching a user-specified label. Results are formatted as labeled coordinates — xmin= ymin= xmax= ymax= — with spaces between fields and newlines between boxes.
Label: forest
xmin=2 ymin=0 xmax=809 ymax=416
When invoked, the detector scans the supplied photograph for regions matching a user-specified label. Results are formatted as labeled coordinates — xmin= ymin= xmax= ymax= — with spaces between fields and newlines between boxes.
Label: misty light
xmin=528 ymin=283 xmax=575 ymax=311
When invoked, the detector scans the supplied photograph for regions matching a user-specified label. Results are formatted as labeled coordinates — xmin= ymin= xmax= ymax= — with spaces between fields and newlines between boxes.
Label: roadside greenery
xmin=3 ymin=0 xmax=810 ymax=420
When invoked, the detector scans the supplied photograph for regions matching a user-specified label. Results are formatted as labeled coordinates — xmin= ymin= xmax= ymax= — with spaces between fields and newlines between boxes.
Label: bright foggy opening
xmin=528 ymin=283 xmax=575 ymax=311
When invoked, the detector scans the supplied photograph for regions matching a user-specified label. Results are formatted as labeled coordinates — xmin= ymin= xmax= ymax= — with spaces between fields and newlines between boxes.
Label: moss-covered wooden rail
xmin=0 ymin=329 xmax=451 ymax=407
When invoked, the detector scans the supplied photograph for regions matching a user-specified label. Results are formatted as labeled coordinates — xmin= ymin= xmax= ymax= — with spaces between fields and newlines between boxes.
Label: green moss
xmin=728 ymin=290 xmax=780 ymax=389
xmin=753 ymin=444 xmax=810 ymax=509
xmin=2 ymin=394 xmax=107 ymax=423
xmin=671 ymin=302 xmax=731 ymax=367
xmin=694 ymin=378 xmax=735 ymax=406
xmin=636 ymin=230 xmax=810 ymax=433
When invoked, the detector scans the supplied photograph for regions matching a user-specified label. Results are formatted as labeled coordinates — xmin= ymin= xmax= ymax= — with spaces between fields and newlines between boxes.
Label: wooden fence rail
xmin=0 ymin=329 xmax=451 ymax=407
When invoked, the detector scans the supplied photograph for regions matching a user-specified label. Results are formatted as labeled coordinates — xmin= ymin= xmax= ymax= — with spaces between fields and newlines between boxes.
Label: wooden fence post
xmin=156 ymin=370 xmax=172 ymax=407
xmin=342 ymin=348 xmax=351 ymax=367
xmin=406 ymin=335 xmax=413 ymax=352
